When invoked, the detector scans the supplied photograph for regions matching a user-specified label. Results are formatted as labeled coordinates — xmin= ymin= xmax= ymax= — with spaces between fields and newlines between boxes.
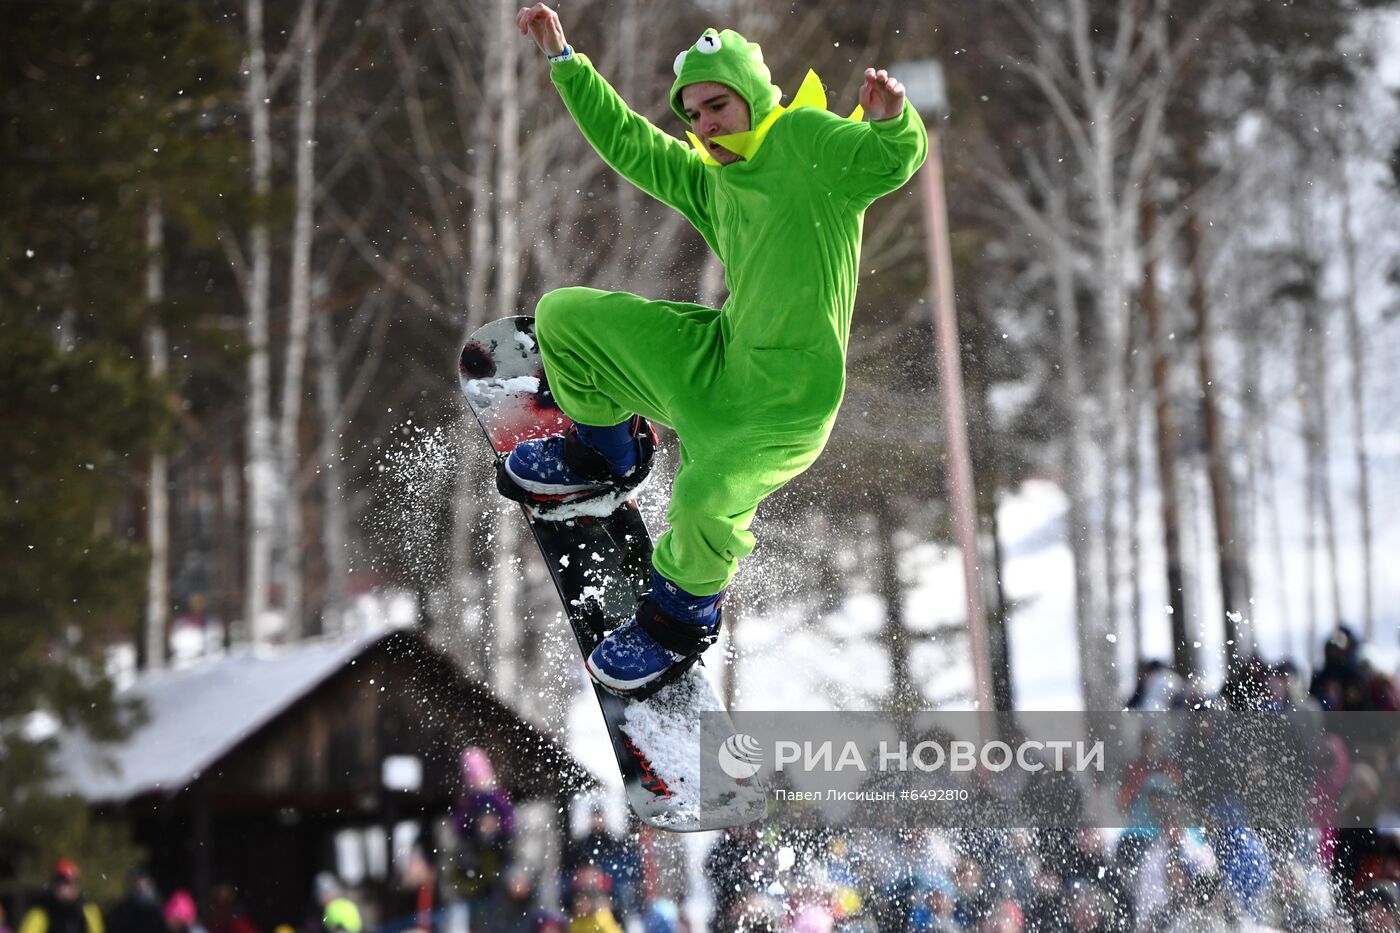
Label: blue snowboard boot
xmin=500 ymin=415 xmax=655 ymax=512
xmin=585 ymin=572 xmax=724 ymax=698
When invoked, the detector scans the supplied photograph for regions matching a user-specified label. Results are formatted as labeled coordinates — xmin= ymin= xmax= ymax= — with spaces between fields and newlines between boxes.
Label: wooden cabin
xmin=53 ymin=628 xmax=593 ymax=927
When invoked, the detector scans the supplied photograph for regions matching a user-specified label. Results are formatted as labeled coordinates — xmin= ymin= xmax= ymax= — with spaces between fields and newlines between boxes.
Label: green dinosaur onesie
xmin=538 ymin=28 xmax=927 ymax=595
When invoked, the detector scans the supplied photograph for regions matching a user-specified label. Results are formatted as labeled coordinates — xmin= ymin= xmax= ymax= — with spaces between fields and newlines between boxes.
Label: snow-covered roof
xmin=53 ymin=630 xmax=388 ymax=804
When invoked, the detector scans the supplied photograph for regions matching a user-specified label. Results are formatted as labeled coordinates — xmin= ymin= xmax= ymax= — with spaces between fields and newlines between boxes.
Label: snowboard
xmin=458 ymin=315 xmax=765 ymax=832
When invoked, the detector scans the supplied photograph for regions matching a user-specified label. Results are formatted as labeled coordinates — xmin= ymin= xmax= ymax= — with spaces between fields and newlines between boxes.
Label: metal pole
xmin=920 ymin=129 xmax=996 ymax=716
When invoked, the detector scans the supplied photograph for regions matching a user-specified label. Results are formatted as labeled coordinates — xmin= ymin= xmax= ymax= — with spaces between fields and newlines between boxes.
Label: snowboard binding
xmin=588 ymin=597 xmax=724 ymax=700
xmin=497 ymin=417 xmax=656 ymax=520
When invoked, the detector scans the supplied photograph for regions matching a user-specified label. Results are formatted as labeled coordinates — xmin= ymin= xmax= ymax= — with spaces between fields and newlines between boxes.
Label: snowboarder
xmin=507 ymin=3 xmax=928 ymax=696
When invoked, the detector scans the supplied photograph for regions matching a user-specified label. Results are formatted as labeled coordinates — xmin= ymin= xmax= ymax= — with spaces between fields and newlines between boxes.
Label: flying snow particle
xmin=777 ymin=846 xmax=796 ymax=871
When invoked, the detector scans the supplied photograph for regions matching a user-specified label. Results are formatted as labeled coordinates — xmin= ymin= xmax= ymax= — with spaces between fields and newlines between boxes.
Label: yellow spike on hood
xmin=690 ymin=70 xmax=864 ymax=163
xmin=789 ymin=68 xmax=828 ymax=111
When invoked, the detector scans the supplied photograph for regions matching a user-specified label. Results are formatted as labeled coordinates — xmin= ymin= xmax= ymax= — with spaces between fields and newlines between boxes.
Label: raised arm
xmin=517 ymin=4 xmax=714 ymax=242
xmin=806 ymin=67 xmax=928 ymax=207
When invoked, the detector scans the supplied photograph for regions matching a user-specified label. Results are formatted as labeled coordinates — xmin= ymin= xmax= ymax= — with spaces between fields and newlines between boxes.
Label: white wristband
xmin=547 ymin=45 xmax=573 ymax=64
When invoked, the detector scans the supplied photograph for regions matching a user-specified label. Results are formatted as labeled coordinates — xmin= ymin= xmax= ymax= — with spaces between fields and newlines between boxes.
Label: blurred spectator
xmin=728 ymin=894 xmax=782 ymax=933
xmin=1355 ymin=880 xmax=1400 ymax=933
xmin=1064 ymin=880 xmax=1117 ymax=933
xmin=1022 ymin=868 xmax=1068 ymax=933
xmin=206 ymin=886 xmax=258 ymax=933
xmin=473 ymin=866 xmax=537 ymax=933
xmin=979 ymin=899 xmax=1025 ymax=933
xmin=1274 ymin=855 xmax=1338 ymax=930
xmin=828 ymin=883 xmax=864 ymax=930
xmin=320 ymin=896 xmax=361 ymax=933
xmin=788 ymin=901 xmax=833 ymax=933
xmin=1220 ymin=653 xmax=1273 ymax=710
xmin=1357 ymin=645 xmax=1399 ymax=712
xmin=704 ymin=825 xmax=772 ymax=932
xmin=1132 ymin=816 xmax=1218 ymax=925
xmin=1125 ymin=660 xmax=1168 ymax=709
xmin=1284 ymin=659 xmax=1328 ymax=712
xmin=1117 ymin=729 xmax=1182 ymax=814
xmin=906 ymin=876 xmax=959 ymax=933
xmin=451 ymin=746 xmax=517 ymax=928
xmin=951 ymin=856 xmax=990 ymax=928
xmin=396 ymin=839 xmax=437 ymax=933
xmin=1127 ymin=662 xmax=1186 ymax=711
xmin=162 ymin=893 xmax=205 ymax=933
xmin=1208 ymin=818 xmax=1271 ymax=921
xmin=1266 ymin=659 xmax=1315 ymax=711
xmin=1019 ymin=757 xmax=1083 ymax=831
xmin=109 ymin=871 xmax=165 ymax=933
xmin=1143 ymin=850 xmax=1203 ymax=932
xmin=565 ymin=866 xmax=623 ymax=933
xmin=564 ymin=804 xmax=639 ymax=922
xmin=310 ymin=875 xmax=361 ymax=933
xmin=1381 ymin=757 xmax=1400 ymax=828
xmin=18 ymin=860 xmax=104 ymax=933
xmin=968 ymin=830 xmax=1037 ymax=909
xmin=311 ymin=875 xmax=344 ymax=930
xmin=1311 ymin=733 xmax=1354 ymax=867
xmin=1052 ymin=829 xmax=1110 ymax=885
xmin=2 ymin=903 xmax=13 ymax=933
xmin=1334 ymin=764 xmax=1386 ymax=896
xmin=1310 ymin=625 xmax=1363 ymax=710
xmin=638 ymin=899 xmax=681 ymax=933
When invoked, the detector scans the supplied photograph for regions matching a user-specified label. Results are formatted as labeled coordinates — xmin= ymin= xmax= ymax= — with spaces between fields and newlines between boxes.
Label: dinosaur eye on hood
xmin=674 ymin=33 xmax=723 ymax=76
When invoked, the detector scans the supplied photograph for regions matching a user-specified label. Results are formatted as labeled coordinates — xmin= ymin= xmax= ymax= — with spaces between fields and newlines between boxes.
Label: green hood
xmin=669 ymin=28 xmax=781 ymax=128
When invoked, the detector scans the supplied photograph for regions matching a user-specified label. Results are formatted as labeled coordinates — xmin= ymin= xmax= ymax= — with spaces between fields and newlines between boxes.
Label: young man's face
xmin=680 ymin=81 xmax=750 ymax=165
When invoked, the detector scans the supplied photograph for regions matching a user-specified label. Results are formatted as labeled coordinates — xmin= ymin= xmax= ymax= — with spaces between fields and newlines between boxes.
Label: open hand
xmin=860 ymin=68 xmax=906 ymax=122
xmin=516 ymin=3 xmax=567 ymax=56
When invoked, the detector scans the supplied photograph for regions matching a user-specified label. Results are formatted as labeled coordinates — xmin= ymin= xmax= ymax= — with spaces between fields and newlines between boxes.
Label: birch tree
xmin=1177 ymin=111 xmax=1248 ymax=669
xmin=311 ymin=310 xmax=348 ymax=632
xmin=240 ymin=0 xmax=276 ymax=645
xmin=1139 ymin=186 xmax=1194 ymax=676
xmin=144 ymin=200 xmax=169 ymax=670
xmin=1335 ymin=127 xmax=1376 ymax=640
xmin=277 ymin=0 xmax=321 ymax=639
